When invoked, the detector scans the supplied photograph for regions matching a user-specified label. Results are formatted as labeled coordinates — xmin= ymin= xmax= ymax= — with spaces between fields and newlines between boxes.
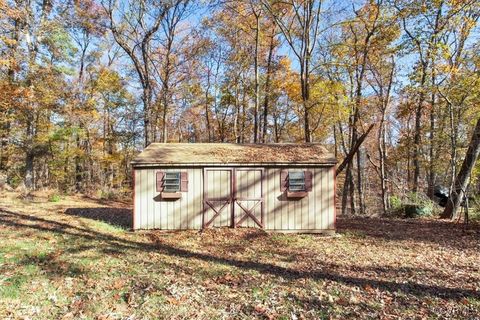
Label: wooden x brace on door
xmin=235 ymin=199 xmax=263 ymax=228
xmin=203 ymin=200 xmax=231 ymax=228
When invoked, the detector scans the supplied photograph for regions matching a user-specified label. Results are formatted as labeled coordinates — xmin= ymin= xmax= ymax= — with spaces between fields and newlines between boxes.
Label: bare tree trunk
xmin=241 ymin=87 xmax=246 ymax=143
xmin=234 ymin=84 xmax=240 ymax=143
xmin=447 ymin=101 xmax=458 ymax=195
xmin=412 ymin=88 xmax=424 ymax=193
xmin=428 ymin=65 xmax=436 ymax=197
xmin=161 ymin=17 xmax=177 ymax=144
xmin=378 ymin=57 xmax=395 ymax=214
xmin=24 ymin=116 xmax=35 ymax=190
xmin=273 ymin=113 xmax=280 ymax=143
xmin=75 ymin=134 xmax=83 ymax=191
xmin=333 ymin=125 xmax=338 ymax=158
xmin=301 ymin=66 xmax=311 ymax=142
xmin=253 ymin=12 xmax=260 ymax=143
xmin=356 ymin=147 xmax=365 ymax=214
xmin=379 ymin=125 xmax=388 ymax=213
xmin=441 ymin=117 xmax=480 ymax=219
xmin=262 ymin=28 xmax=276 ymax=143
xmin=340 ymin=164 xmax=356 ymax=216
xmin=74 ymin=38 xmax=90 ymax=192
xmin=143 ymin=87 xmax=152 ymax=146
xmin=205 ymin=100 xmax=212 ymax=142
xmin=406 ymin=116 xmax=412 ymax=188
xmin=162 ymin=90 xmax=168 ymax=143
xmin=348 ymin=165 xmax=356 ymax=215
xmin=205 ymin=71 xmax=212 ymax=142
xmin=25 ymin=152 xmax=34 ymax=190
xmin=377 ymin=103 xmax=390 ymax=214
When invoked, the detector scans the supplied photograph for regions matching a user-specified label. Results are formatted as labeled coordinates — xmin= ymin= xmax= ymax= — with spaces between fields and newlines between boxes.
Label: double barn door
xmin=203 ymin=168 xmax=264 ymax=229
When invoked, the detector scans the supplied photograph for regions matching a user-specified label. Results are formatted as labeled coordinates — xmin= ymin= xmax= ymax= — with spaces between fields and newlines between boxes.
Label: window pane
xmin=289 ymin=172 xmax=304 ymax=179
xmin=289 ymin=185 xmax=305 ymax=191
xmin=164 ymin=172 xmax=180 ymax=192
xmin=288 ymin=171 xmax=305 ymax=191
xmin=289 ymin=179 xmax=304 ymax=183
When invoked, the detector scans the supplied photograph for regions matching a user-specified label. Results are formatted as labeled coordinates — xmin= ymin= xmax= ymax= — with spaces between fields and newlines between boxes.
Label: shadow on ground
xmin=337 ymin=216 xmax=480 ymax=251
xmin=1 ymin=206 xmax=479 ymax=301
xmin=64 ymin=207 xmax=132 ymax=229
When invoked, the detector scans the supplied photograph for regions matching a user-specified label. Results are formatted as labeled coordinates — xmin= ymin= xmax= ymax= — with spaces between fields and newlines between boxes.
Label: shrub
xmin=100 ymin=189 xmax=116 ymax=200
xmin=470 ymin=196 xmax=480 ymax=222
xmin=405 ymin=192 xmax=434 ymax=216
xmin=389 ymin=195 xmax=402 ymax=210
xmin=388 ymin=192 xmax=434 ymax=218
xmin=48 ymin=194 xmax=61 ymax=202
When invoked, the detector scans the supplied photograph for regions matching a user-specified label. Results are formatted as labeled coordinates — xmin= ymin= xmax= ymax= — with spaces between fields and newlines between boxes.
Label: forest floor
xmin=0 ymin=191 xmax=479 ymax=320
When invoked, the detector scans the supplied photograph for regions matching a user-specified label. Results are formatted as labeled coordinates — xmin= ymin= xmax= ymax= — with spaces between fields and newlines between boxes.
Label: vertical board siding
xmin=308 ymin=169 xmax=316 ymax=229
xmin=134 ymin=169 xmax=141 ymax=229
xmin=328 ymin=167 xmax=335 ymax=229
xmin=263 ymin=167 xmax=335 ymax=231
xmin=134 ymin=166 xmax=335 ymax=231
xmin=134 ymin=168 xmax=203 ymax=230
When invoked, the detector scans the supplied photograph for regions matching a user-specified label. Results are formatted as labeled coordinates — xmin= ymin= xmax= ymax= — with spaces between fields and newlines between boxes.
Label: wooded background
xmin=1 ymin=0 xmax=479 ymax=217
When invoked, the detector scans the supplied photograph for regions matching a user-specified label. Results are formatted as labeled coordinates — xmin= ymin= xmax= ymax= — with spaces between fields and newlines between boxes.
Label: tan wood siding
xmin=134 ymin=166 xmax=335 ymax=231
xmin=134 ymin=168 xmax=203 ymax=230
xmin=263 ymin=167 xmax=335 ymax=231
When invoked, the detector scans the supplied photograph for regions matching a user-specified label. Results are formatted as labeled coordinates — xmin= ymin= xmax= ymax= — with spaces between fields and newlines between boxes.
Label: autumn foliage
xmin=0 ymin=0 xmax=479 ymax=217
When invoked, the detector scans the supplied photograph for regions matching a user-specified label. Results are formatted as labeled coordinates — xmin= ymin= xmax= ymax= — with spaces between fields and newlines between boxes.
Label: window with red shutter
xmin=157 ymin=171 xmax=185 ymax=200
xmin=288 ymin=171 xmax=305 ymax=191
xmin=304 ymin=170 xmax=313 ymax=191
xmin=284 ymin=170 xmax=313 ymax=198
xmin=180 ymin=172 xmax=188 ymax=192
xmin=156 ymin=171 xmax=164 ymax=192
xmin=280 ymin=170 xmax=288 ymax=192
xmin=158 ymin=171 xmax=188 ymax=193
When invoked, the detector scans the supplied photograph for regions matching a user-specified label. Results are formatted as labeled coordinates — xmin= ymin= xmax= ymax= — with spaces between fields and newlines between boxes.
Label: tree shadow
xmin=0 ymin=207 xmax=479 ymax=301
xmin=337 ymin=216 xmax=480 ymax=251
xmin=64 ymin=207 xmax=132 ymax=229
xmin=18 ymin=253 xmax=86 ymax=279
xmin=79 ymin=195 xmax=131 ymax=207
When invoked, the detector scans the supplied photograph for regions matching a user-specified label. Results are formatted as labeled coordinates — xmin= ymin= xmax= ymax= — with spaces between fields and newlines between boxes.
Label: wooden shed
xmin=131 ymin=143 xmax=337 ymax=233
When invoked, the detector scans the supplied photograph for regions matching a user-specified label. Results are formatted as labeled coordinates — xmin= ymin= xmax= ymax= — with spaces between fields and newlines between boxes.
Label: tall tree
xmin=103 ymin=0 xmax=180 ymax=146
xmin=395 ymin=0 xmax=476 ymax=193
xmin=261 ymin=0 xmax=323 ymax=142
xmin=334 ymin=0 xmax=399 ymax=214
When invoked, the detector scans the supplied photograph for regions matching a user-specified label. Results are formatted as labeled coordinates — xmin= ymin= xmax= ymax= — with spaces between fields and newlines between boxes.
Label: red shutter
xmin=280 ymin=170 xmax=288 ymax=192
xmin=304 ymin=170 xmax=313 ymax=192
xmin=180 ymin=172 xmax=188 ymax=192
xmin=156 ymin=171 xmax=164 ymax=192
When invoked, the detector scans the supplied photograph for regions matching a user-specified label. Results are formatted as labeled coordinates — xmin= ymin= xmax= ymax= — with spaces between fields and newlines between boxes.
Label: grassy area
xmin=0 ymin=191 xmax=479 ymax=319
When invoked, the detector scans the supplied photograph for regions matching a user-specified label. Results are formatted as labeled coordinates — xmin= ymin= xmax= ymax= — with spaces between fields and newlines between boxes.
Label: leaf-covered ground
xmin=0 ymin=192 xmax=479 ymax=319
